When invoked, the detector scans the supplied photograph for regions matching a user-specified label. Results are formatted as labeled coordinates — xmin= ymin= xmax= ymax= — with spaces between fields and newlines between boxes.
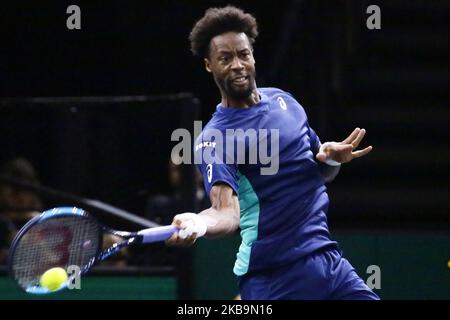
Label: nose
xmin=230 ymin=56 xmax=244 ymax=70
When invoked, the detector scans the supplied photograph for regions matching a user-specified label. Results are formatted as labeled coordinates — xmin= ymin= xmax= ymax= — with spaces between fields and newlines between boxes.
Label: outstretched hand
xmin=316 ymin=128 xmax=373 ymax=164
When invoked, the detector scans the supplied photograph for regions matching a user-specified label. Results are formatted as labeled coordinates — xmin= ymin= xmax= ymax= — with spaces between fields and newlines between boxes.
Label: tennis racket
xmin=8 ymin=206 xmax=177 ymax=294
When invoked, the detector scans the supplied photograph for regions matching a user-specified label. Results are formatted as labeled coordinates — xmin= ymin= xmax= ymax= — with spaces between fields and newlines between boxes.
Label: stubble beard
xmin=216 ymin=74 xmax=256 ymax=101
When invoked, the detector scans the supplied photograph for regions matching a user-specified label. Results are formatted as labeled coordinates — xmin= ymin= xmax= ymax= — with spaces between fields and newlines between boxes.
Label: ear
xmin=204 ymin=58 xmax=212 ymax=73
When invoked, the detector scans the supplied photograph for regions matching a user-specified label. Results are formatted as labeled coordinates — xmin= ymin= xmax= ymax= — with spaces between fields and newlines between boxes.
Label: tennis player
xmin=167 ymin=6 xmax=379 ymax=300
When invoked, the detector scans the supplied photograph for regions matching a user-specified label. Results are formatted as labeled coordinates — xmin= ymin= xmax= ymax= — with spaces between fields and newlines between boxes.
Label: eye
xmin=240 ymin=52 xmax=251 ymax=59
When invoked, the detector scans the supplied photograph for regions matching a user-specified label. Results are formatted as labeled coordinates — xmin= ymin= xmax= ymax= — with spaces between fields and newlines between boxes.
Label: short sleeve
xmin=194 ymin=131 xmax=239 ymax=196
xmin=283 ymin=90 xmax=322 ymax=155
xmin=308 ymin=125 xmax=322 ymax=155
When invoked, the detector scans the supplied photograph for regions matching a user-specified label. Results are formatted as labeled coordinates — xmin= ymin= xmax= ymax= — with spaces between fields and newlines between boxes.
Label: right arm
xmin=167 ymin=128 xmax=241 ymax=246
xmin=199 ymin=183 xmax=240 ymax=238
xmin=166 ymin=183 xmax=240 ymax=246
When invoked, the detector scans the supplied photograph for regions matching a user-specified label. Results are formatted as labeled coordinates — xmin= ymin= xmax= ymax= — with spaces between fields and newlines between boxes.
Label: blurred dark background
xmin=0 ymin=0 xmax=449 ymax=299
xmin=1 ymin=0 xmax=449 ymax=228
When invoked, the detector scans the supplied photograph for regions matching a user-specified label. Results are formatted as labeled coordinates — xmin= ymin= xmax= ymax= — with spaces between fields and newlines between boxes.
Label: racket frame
xmin=9 ymin=206 xmax=176 ymax=294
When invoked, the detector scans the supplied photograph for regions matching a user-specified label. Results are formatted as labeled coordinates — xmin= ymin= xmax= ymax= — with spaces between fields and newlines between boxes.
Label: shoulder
xmin=260 ymin=87 xmax=301 ymax=104
xmin=260 ymin=87 xmax=289 ymax=98
xmin=195 ymin=120 xmax=221 ymax=142
xmin=260 ymin=87 xmax=306 ymax=112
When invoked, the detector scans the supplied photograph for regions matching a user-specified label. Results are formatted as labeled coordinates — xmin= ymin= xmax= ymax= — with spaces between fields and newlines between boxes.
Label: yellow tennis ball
xmin=39 ymin=267 xmax=68 ymax=291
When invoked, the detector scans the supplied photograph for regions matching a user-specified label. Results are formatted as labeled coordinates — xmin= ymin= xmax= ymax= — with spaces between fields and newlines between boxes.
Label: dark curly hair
xmin=189 ymin=6 xmax=259 ymax=58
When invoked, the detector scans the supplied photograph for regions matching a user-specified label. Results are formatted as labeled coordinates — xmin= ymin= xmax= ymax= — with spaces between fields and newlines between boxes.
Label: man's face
xmin=205 ymin=32 xmax=256 ymax=101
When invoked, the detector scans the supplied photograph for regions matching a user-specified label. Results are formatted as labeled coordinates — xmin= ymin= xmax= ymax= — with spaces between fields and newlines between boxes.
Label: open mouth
xmin=231 ymin=76 xmax=249 ymax=85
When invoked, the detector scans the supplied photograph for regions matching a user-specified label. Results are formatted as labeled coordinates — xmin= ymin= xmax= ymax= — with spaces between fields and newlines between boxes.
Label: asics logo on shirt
xmin=277 ymin=97 xmax=287 ymax=110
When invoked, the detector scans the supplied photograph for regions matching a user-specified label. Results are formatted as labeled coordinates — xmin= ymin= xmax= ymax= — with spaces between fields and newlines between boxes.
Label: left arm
xmin=308 ymin=126 xmax=341 ymax=182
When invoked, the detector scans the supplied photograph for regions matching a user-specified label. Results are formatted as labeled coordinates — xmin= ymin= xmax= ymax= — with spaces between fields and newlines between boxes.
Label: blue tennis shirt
xmin=194 ymin=87 xmax=337 ymax=276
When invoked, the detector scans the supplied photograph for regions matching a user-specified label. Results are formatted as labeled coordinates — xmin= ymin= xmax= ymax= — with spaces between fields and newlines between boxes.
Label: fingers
xmin=166 ymin=213 xmax=202 ymax=247
xmin=318 ymin=135 xmax=372 ymax=164
xmin=352 ymin=145 xmax=373 ymax=158
xmin=172 ymin=215 xmax=183 ymax=228
xmin=316 ymin=152 xmax=327 ymax=162
xmin=351 ymin=128 xmax=366 ymax=149
xmin=165 ymin=231 xmax=198 ymax=247
xmin=342 ymin=127 xmax=367 ymax=149
xmin=342 ymin=128 xmax=360 ymax=144
xmin=331 ymin=144 xmax=353 ymax=152
xmin=165 ymin=232 xmax=179 ymax=246
xmin=316 ymin=143 xmax=352 ymax=163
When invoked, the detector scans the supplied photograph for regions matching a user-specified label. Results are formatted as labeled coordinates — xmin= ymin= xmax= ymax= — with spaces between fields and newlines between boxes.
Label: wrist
xmin=192 ymin=214 xmax=208 ymax=237
xmin=319 ymin=142 xmax=341 ymax=166
xmin=178 ymin=213 xmax=208 ymax=239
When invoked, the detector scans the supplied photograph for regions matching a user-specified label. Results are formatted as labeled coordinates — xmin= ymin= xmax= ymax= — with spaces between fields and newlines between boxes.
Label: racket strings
xmin=11 ymin=216 xmax=99 ymax=290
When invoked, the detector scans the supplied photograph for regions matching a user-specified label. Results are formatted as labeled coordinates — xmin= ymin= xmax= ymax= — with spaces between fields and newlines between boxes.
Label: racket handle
xmin=138 ymin=225 xmax=177 ymax=244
